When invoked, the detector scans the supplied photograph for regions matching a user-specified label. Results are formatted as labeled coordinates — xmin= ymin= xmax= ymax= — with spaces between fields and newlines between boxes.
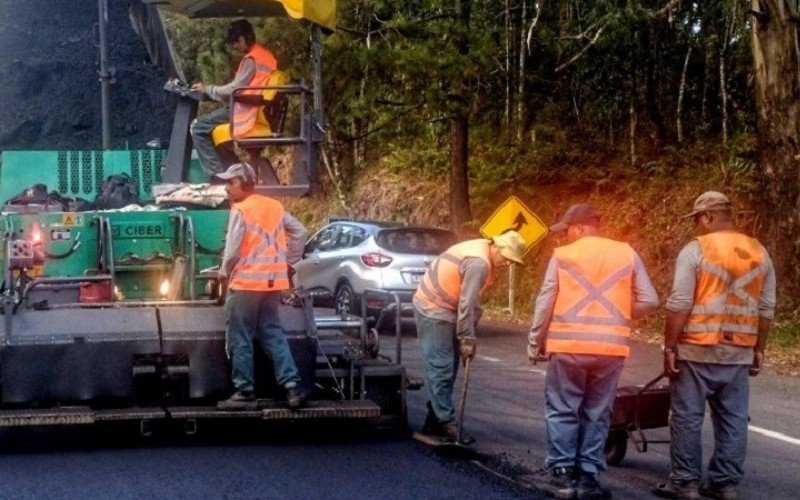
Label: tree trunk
xmin=516 ymin=0 xmax=527 ymax=142
xmin=677 ymin=44 xmax=692 ymax=143
xmin=750 ymin=0 xmax=800 ymax=296
xmin=450 ymin=0 xmax=473 ymax=234
xmin=504 ymin=0 xmax=511 ymax=131
xmin=450 ymin=114 xmax=471 ymax=233
xmin=720 ymin=48 xmax=728 ymax=144
xmin=630 ymin=31 xmax=639 ymax=167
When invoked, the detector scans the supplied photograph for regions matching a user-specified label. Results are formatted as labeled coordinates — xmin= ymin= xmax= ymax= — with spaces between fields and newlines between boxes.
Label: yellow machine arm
xmin=154 ymin=0 xmax=336 ymax=30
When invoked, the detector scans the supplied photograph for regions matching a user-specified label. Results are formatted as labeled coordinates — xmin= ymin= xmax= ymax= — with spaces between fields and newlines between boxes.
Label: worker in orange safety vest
xmin=214 ymin=163 xmax=309 ymax=411
xmin=528 ymin=203 xmax=658 ymax=500
xmin=413 ymin=231 xmax=526 ymax=443
xmin=654 ymin=192 xmax=776 ymax=500
xmin=190 ymin=19 xmax=278 ymax=175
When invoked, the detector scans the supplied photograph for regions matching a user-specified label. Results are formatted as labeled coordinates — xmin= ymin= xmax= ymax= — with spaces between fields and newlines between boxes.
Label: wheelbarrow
xmin=604 ymin=372 xmax=671 ymax=466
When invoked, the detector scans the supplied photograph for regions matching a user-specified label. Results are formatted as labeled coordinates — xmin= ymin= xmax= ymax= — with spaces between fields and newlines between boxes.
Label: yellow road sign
xmin=480 ymin=196 xmax=548 ymax=254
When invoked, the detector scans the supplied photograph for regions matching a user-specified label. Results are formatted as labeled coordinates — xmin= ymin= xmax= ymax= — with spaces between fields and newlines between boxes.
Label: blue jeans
xmin=415 ymin=310 xmax=460 ymax=423
xmin=669 ymin=361 xmax=750 ymax=487
xmin=189 ymin=107 xmax=229 ymax=176
xmin=545 ymin=353 xmax=625 ymax=475
xmin=225 ymin=289 xmax=300 ymax=391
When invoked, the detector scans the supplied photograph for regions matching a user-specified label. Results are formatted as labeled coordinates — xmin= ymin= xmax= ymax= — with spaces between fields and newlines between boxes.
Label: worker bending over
xmin=413 ymin=231 xmax=526 ymax=443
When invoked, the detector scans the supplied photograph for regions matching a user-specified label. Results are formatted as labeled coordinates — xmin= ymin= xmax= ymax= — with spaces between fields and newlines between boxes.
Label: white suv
xmin=295 ymin=220 xmax=456 ymax=318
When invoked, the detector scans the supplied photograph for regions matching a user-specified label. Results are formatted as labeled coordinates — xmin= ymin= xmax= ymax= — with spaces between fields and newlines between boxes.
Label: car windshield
xmin=375 ymin=228 xmax=455 ymax=255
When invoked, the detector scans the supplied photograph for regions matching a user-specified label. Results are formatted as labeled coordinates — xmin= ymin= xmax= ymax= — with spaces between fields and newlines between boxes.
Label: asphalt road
xmin=0 ymin=319 xmax=797 ymax=499
xmin=402 ymin=319 xmax=800 ymax=499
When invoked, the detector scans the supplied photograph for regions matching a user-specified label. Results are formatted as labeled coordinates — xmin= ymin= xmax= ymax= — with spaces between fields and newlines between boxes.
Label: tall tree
xmin=449 ymin=0 xmax=473 ymax=234
xmin=750 ymin=0 xmax=800 ymax=292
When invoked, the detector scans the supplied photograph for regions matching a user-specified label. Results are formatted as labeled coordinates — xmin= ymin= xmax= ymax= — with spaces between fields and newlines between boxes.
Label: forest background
xmin=165 ymin=0 xmax=800 ymax=371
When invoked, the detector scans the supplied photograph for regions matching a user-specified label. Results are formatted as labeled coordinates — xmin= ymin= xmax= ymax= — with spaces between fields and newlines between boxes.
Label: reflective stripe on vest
xmin=228 ymin=194 xmax=290 ymax=291
xmin=680 ymin=232 xmax=767 ymax=348
xmin=232 ymin=44 xmax=277 ymax=140
xmin=547 ymin=237 xmax=635 ymax=357
xmin=413 ymin=239 xmax=495 ymax=313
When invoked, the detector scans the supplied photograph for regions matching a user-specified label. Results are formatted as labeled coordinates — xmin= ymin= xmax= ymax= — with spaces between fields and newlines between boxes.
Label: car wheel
xmin=335 ymin=282 xmax=359 ymax=317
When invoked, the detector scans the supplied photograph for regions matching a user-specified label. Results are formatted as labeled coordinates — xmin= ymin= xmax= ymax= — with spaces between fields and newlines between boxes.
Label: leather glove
xmin=459 ymin=338 xmax=476 ymax=365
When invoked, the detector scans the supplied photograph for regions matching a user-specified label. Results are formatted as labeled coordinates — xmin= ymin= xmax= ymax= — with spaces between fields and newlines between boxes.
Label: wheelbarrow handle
xmin=637 ymin=372 xmax=667 ymax=397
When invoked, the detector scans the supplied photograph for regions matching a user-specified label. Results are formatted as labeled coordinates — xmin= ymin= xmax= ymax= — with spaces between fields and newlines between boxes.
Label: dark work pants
xmin=225 ymin=289 xmax=300 ymax=392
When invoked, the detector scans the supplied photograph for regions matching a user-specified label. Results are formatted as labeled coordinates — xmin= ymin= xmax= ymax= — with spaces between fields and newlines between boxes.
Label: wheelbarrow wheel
xmin=604 ymin=429 xmax=628 ymax=466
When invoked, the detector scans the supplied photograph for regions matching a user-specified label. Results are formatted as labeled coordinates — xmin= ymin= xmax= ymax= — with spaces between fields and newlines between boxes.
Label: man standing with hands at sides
xmin=528 ymin=203 xmax=658 ymax=500
xmin=214 ymin=162 xmax=309 ymax=411
xmin=654 ymin=192 xmax=776 ymax=500
xmin=413 ymin=231 xmax=526 ymax=444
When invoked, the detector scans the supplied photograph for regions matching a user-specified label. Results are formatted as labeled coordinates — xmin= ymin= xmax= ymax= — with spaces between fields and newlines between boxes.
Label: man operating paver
xmin=528 ymin=203 xmax=659 ymax=499
xmin=413 ymin=231 xmax=526 ymax=443
xmin=190 ymin=19 xmax=278 ymax=175
xmin=653 ymin=191 xmax=776 ymax=500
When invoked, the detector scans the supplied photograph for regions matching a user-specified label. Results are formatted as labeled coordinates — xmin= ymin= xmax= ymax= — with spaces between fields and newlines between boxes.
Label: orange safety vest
xmin=680 ymin=231 xmax=768 ymax=348
xmin=232 ymin=43 xmax=278 ymax=140
xmin=413 ymin=239 xmax=496 ymax=312
xmin=228 ymin=194 xmax=290 ymax=292
xmin=547 ymin=237 xmax=635 ymax=357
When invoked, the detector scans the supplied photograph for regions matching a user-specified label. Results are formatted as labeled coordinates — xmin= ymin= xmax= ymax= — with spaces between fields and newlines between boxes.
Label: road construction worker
xmin=413 ymin=231 xmax=526 ymax=443
xmin=653 ymin=192 xmax=776 ymax=500
xmin=190 ymin=19 xmax=278 ymax=175
xmin=214 ymin=163 xmax=309 ymax=411
xmin=528 ymin=203 xmax=658 ymax=500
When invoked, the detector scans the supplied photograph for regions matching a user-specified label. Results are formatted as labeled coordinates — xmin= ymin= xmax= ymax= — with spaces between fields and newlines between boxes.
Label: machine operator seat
xmin=211 ymin=70 xmax=291 ymax=184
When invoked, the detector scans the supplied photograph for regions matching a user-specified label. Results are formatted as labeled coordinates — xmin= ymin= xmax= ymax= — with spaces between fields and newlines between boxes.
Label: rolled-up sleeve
xmin=666 ymin=241 xmax=701 ymax=314
xmin=631 ymin=251 xmax=659 ymax=319
xmin=759 ymin=248 xmax=777 ymax=319
xmin=528 ymin=256 xmax=559 ymax=346
xmin=282 ymin=212 xmax=308 ymax=266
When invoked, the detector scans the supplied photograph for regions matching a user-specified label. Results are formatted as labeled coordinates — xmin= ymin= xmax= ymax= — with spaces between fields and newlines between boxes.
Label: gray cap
xmin=549 ymin=203 xmax=600 ymax=232
xmin=214 ymin=163 xmax=256 ymax=184
xmin=681 ymin=191 xmax=731 ymax=218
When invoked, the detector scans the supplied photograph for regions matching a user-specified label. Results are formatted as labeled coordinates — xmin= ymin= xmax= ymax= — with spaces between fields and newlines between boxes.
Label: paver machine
xmin=0 ymin=0 xmax=407 ymax=433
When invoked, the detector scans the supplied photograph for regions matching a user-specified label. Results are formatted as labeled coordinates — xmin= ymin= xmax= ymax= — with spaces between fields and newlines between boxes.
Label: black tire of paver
xmin=604 ymin=429 xmax=628 ymax=466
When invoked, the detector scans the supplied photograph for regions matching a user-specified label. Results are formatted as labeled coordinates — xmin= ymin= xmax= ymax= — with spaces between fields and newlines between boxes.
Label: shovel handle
xmin=456 ymin=356 xmax=472 ymax=444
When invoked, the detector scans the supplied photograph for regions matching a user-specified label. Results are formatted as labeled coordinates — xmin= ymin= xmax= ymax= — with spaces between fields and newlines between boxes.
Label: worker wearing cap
xmin=528 ymin=204 xmax=658 ymax=500
xmin=214 ymin=163 xmax=309 ymax=411
xmin=413 ymin=231 xmax=526 ymax=443
xmin=190 ymin=19 xmax=278 ymax=175
xmin=654 ymin=192 xmax=775 ymax=500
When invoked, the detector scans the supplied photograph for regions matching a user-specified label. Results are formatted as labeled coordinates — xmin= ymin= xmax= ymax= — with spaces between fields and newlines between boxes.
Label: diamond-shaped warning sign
xmin=480 ymin=196 xmax=548 ymax=255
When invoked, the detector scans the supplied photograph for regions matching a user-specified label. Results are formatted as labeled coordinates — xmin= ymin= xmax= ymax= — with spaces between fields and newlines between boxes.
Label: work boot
xmin=421 ymin=402 xmax=444 ymax=436
xmin=653 ymin=481 xmax=701 ymax=500
xmin=534 ymin=467 xmax=578 ymax=499
xmin=286 ymin=384 xmax=308 ymax=410
xmin=699 ymin=481 xmax=737 ymax=500
xmin=442 ymin=420 xmax=476 ymax=445
xmin=217 ymin=389 xmax=257 ymax=411
xmin=576 ymin=472 xmax=612 ymax=500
